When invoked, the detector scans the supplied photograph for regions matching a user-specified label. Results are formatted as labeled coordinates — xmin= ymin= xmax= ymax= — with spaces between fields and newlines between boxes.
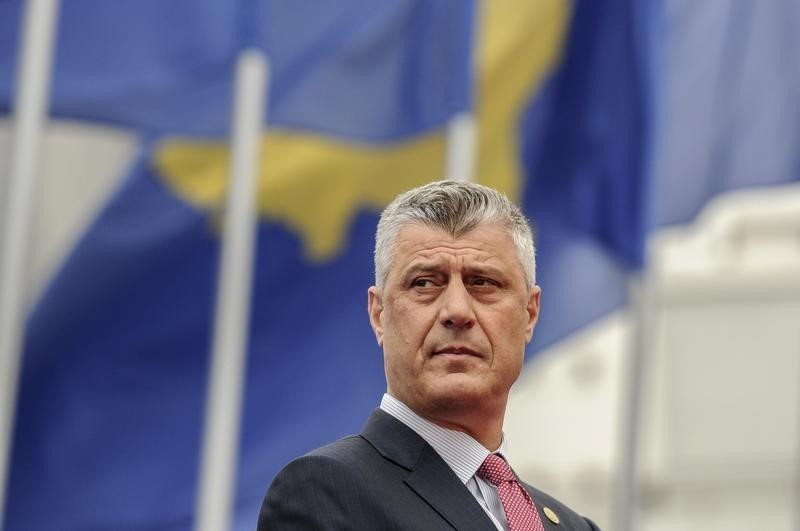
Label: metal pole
xmin=614 ymin=271 xmax=653 ymax=531
xmin=795 ymin=324 xmax=800 ymax=531
xmin=194 ymin=49 xmax=268 ymax=531
xmin=444 ymin=111 xmax=476 ymax=183
xmin=0 ymin=0 xmax=61 ymax=522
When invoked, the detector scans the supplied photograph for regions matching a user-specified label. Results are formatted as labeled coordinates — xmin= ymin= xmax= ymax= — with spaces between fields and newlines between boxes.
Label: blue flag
xmin=2 ymin=0 xmax=798 ymax=530
xmin=2 ymin=1 xmax=483 ymax=529
xmin=647 ymin=1 xmax=800 ymax=226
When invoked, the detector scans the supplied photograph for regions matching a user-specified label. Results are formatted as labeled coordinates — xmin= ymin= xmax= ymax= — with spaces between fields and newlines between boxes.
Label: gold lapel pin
xmin=543 ymin=506 xmax=560 ymax=525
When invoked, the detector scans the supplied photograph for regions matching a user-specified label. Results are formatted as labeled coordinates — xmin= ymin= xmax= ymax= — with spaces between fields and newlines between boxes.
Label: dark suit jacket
xmin=259 ymin=409 xmax=600 ymax=530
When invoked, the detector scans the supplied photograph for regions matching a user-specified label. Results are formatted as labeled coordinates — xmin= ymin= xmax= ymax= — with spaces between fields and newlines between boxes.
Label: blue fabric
xmin=3 ymin=2 xmax=476 ymax=529
xmin=523 ymin=0 xmax=652 ymax=268
xmin=3 ymin=0 xmax=800 ymax=530
xmin=257 ymin=0 xmax=474 ymax=140
xmin=9 ymin=152 xmax=387 ymax=529
xmin=0 ymin=0 xmax=472 ymax=139
xmin=647 ymin=0 xmax=800 ymax=225
xmin=520 ymin=0 xmax=652 ymax=343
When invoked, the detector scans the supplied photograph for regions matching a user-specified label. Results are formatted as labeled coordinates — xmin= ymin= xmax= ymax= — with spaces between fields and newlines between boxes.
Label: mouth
xmin=433 ymin=345 xmax=482 ymax=358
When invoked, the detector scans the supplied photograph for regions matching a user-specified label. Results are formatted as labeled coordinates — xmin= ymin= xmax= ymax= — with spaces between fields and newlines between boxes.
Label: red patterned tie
xmin=477 ymin=454 xmax=545 ymax=531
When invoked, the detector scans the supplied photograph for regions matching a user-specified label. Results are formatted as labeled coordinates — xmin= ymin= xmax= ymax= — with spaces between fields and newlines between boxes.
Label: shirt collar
xmin=379 ymin=393 xmax=509 ymax=484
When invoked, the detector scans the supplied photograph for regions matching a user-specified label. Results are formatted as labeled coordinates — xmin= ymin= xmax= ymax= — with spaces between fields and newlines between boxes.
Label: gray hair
xmin=374 ymin=180 xmax=536 ymax=288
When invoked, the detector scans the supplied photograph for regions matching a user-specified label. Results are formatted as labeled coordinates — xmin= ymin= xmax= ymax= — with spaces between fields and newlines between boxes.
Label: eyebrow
xmin=401 ymin=261 xmax=508 ymax=282
xmin=401 ymin=262 xmax=444 ymax=281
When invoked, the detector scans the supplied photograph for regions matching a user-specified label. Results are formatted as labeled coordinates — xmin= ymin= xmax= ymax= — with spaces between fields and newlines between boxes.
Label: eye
xmin=411 ymin=277 xmax=436 ymax=288
xmin=471 ymin=277 xmax=496 ymax=287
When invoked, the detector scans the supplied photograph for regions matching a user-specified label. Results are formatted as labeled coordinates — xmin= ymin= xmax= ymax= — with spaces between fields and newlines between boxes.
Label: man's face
xmin=368 ymin=222 xmax=541 ymax=425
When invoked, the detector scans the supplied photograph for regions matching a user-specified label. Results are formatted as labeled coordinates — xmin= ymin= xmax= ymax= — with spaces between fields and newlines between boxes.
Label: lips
xmin=433 ymin=345 xmax=481 ymax=357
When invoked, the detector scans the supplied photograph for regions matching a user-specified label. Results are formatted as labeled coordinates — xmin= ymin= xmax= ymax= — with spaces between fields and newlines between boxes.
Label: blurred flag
xmin=648 ymin=0 xmax=800 ymax=226
xmin=1 ymin=0 xmax=558 ymax=529
xmin=1 ymin=0 xmax=798 ymax=530
xmin=520 ymin=0 xmax=800 ymax=346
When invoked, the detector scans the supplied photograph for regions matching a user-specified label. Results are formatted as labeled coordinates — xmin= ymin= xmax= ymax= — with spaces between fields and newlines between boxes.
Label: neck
xmin=386 ymin=390 xmax=508 ymax=450
xmin=402 ymin=396 xmax=506 ymax=450
xmin=428 ymin=412 xmax=504 ymax=450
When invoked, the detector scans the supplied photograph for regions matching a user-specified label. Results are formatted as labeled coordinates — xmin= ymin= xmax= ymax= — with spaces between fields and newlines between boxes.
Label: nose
xmin=438 ymin=279 xmax=476 ymax=330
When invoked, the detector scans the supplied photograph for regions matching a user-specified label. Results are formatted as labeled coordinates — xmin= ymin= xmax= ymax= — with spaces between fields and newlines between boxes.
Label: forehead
xmin=389 ymin=222 xmax=519 ymax=272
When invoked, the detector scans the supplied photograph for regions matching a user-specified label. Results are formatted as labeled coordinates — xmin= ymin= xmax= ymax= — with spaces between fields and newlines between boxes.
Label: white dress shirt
xmin=380 ymin=393 xmax=511 ymax=531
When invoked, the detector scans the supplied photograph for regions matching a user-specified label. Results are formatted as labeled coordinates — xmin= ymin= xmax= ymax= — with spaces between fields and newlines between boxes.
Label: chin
xmin=426 ymin=379 xmax=491 ymax=411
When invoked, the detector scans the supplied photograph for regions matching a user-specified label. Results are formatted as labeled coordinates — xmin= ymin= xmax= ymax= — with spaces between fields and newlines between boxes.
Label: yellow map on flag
xmin=156 ymin=0 xmax=569 ymax=260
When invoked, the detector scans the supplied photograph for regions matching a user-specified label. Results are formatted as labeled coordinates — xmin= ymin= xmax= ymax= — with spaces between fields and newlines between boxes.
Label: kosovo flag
xmin=1 ymin=1 xmax=564 ymax=529
xmin=2 ymin=0 xmax=798 ymax=530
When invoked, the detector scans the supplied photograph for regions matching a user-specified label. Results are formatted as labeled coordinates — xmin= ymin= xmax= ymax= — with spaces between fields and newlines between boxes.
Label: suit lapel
xmin=404 ymin=444 xmax=498 ymax=531
xmin=361 ymin=409 xmax=497 ymax=531
xmin=522 ymin=484 xmax=562 ymax=531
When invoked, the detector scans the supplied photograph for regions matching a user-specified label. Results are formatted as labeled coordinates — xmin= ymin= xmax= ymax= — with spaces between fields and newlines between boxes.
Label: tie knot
xmin=477 ymin=453 xmax=516 ymax=486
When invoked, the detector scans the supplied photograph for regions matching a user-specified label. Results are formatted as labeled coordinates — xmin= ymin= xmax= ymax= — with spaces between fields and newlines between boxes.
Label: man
xmin=259 ymin=181 xmax=600 ymax=530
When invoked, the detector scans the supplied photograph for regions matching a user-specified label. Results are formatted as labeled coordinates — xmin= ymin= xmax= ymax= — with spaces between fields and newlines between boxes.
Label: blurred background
xmin=1 ymin=0 xmax=799 ymax=530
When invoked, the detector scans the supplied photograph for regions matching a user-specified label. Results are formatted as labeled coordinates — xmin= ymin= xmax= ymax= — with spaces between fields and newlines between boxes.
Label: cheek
xmin=482 ymin=306 xmax=530 ymax=368
xmin=386 ymin=299 xmax=431 ymax=344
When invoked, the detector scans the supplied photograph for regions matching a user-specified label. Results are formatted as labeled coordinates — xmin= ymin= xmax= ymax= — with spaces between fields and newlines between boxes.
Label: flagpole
xmin=194 ymin=49 xmax=268 ymax=531
xmin=796 ymin=354 xmax=800 ymax=531
xmin=444 ymin=111 xmax=476 ymax=183
xmin=0 ymin=0 xmax=61 ymax=523
xmin=614 ymin=271 xmax=653 ymax=531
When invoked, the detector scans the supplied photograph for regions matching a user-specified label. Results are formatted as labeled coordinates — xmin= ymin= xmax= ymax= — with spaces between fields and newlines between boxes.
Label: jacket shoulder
xmin=257 ymin=435 xmax=385 ymax=530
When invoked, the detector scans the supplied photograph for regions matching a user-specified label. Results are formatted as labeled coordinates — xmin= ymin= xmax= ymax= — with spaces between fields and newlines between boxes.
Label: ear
xmin=524 ymin=285 xmax=541 ymax=344
xmin=367 ymin=286 xmax=384 ymax=347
